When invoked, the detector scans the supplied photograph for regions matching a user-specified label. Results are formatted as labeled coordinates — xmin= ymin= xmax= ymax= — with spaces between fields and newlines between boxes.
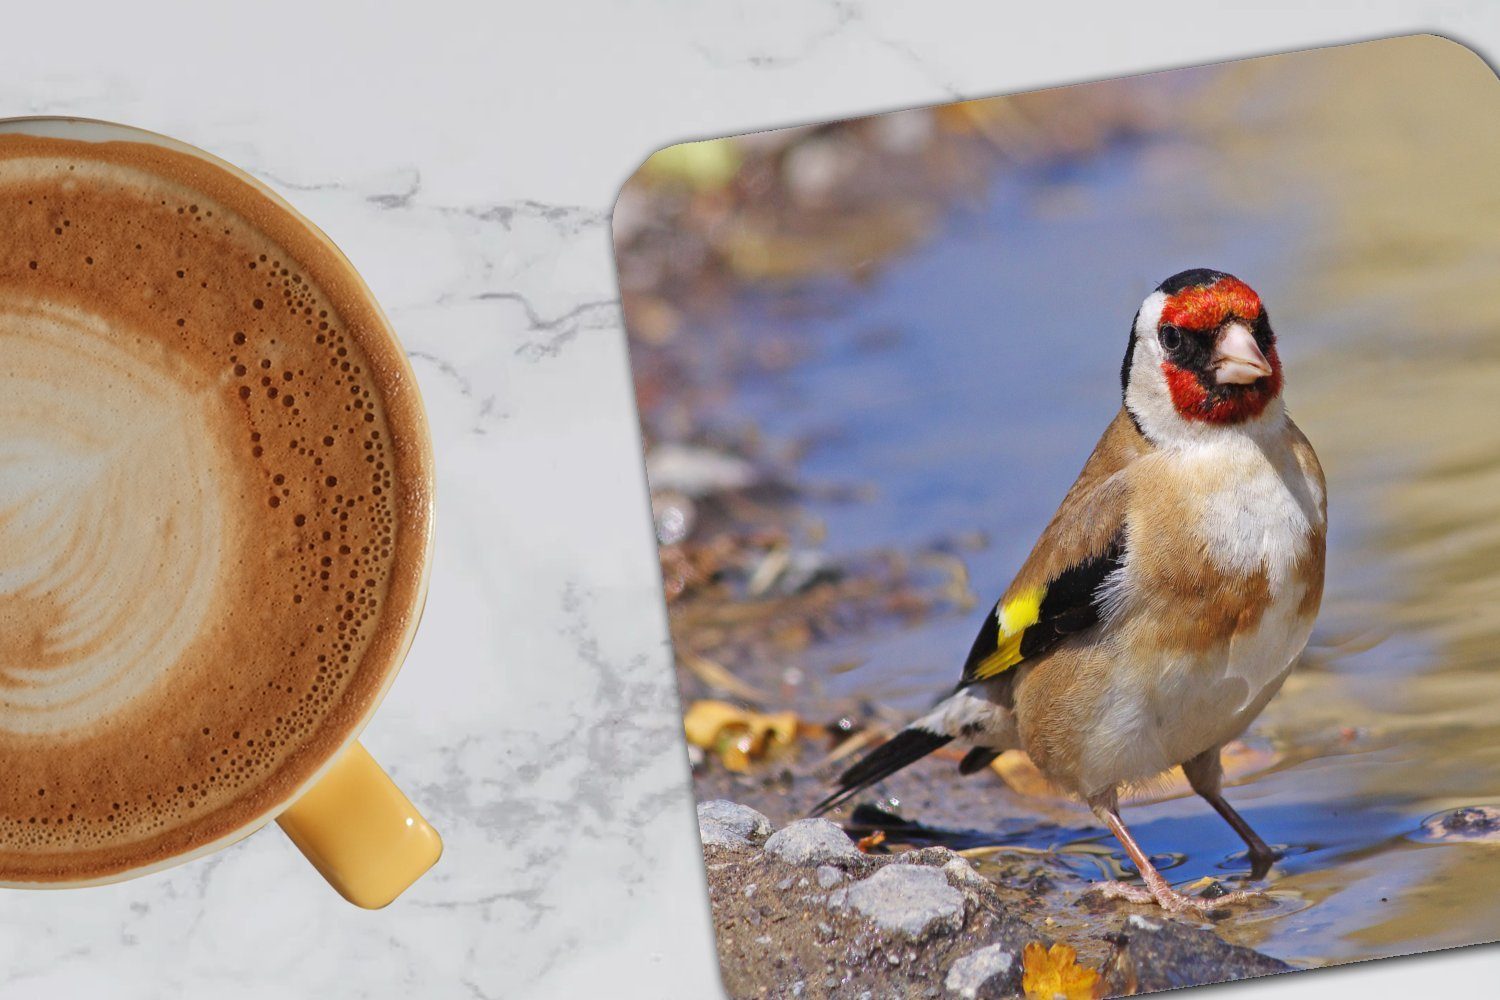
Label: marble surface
xmin=4 ymin=2 xmax=1500 ymax=997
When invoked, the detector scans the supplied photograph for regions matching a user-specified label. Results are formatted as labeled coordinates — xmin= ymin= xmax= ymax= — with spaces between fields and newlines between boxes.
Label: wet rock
xmin=1419 ymin=805 xmax=1500 ymax=843
xmin=1103 ymin=912 xmax=1292 ymax=994
xmin=699 ymin=800 xmax=772 ymax=848
xmin=845 ymin=864 xmax=965 ymax=941
xmin=943 ymin=942 xmax=1017 ymax=998
xmin=763 ymin=818 xmax=860 ymax=866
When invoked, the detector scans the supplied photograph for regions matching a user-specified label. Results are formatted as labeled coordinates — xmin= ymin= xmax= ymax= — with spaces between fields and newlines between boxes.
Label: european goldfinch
xmin=814 ymin=269 xmax=1327 ymax=913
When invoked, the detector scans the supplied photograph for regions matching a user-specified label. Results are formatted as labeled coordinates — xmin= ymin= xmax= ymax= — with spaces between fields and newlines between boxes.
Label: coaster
xmin=613 ymin=34 xmax=1500 ymax=997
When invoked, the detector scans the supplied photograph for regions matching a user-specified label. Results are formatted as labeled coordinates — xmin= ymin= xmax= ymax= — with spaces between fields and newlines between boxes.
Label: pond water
xmin=679 ymin=39 xmax=1500 ymax=970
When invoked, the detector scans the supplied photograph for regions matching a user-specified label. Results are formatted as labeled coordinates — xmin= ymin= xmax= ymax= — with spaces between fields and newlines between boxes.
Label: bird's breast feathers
xmin=1081 ymin=420 xmax=1326 ymax=783
xmin=1110 ymin=419 xmax=1326 ymax=646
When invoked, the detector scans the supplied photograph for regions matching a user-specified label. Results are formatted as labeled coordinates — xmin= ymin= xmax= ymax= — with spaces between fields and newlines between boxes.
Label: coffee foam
xmin=0 ymin=298 xmax=228 ymax=733
xmin=0 ymin=134 xmax=430 ymax=883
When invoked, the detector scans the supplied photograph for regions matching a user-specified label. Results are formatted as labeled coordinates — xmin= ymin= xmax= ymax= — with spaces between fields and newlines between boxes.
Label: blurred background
xmin=615 ymin=35 xmax=1500 ymax=970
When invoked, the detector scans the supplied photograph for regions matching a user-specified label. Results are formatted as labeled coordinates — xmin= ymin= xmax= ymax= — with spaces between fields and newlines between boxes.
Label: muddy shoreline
xmin=699 ymin=801 xmax=1291 ymax=999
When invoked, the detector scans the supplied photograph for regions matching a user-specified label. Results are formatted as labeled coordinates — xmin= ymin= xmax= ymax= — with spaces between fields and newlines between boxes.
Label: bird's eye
xmin=1158 ymin=325 xmax=1182 ymax=351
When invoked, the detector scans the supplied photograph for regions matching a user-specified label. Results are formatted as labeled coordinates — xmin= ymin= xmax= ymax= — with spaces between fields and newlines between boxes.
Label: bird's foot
xmin=1091 ymin=879 xmax=1267 ymax=915
xmin=1091 ymin=880 xmax=1156 ymax=906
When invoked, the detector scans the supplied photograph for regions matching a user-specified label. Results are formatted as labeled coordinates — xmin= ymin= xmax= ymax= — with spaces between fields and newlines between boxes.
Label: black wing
xmin=958 ymin=535 xmax=1124 ymax=689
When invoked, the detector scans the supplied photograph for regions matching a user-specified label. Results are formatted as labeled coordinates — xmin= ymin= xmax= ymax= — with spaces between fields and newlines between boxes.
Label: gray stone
xmin=697 ymin=800 xmax=772 ymax=845
xmin=944 ymin=943 xmax=1016 ymax=999
xmin=816 ymin=865 xmax=845 ymax=889
xmin=846 ymin=864 xmax=965 ymax=941
xmin=1105 ymin=913 xmax=1292 ymax=994
xmin=698 ymin=820 xmax=751 ymax=850
xmin=763 ymin=818 xmax=860 ymax=866
xmin=942 ymin=858 xmax=990 ymax=892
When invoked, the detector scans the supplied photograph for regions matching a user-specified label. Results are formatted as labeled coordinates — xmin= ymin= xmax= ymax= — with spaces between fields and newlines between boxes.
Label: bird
xmin=812 ymin=268 xmax=1326 ymax=913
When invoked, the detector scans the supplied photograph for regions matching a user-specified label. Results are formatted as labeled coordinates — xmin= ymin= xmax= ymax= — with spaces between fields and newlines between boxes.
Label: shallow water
xmin=677 ymin=39 xmax=1500 ymax=969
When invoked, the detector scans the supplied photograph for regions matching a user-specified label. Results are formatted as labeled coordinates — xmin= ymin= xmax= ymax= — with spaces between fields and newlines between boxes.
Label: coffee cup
xmin=0 ymin=117 xmax=440 ymax=908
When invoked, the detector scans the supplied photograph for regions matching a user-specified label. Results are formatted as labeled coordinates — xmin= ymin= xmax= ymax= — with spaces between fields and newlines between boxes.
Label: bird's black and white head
xmin=1121 ymin=269 xmax=1284 ymax=442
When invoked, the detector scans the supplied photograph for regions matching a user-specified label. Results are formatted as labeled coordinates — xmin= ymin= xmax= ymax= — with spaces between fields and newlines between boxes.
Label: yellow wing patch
xmin=973 ymin=586 xmax=1044 ymax=680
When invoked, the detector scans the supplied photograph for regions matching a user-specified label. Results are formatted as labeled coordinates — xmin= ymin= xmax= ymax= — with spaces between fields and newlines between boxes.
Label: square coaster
xmin=613 ymin=34 xmax=1500 ymax=997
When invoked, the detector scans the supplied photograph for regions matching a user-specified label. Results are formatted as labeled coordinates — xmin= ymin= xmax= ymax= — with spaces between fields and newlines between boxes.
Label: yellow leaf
xmin=683 ymin=700 xmax=803 ymax=771
xmin=1022 ymin=941 xmax=1104 ymax=1000
xmin=684 ymin=700 xmax=750 ymax=749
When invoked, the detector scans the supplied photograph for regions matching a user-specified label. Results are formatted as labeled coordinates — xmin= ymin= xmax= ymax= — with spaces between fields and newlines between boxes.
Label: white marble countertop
xmin=4 ymin=2 xmax=1500 ymax=997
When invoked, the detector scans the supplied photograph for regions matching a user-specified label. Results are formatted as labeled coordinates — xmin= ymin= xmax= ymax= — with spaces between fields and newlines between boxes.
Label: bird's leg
xmin=1183 ymin=747 xmax=1279 ymax=880
xmin=1088 ymin=793 xmax=1263 ymax=914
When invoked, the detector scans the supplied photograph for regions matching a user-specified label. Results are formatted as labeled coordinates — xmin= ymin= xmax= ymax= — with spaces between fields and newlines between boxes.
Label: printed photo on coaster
xmin=613 ymin=33 xmax=1500 ymax=998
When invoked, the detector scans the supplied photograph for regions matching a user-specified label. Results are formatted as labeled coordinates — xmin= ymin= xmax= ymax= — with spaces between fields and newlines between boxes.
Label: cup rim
xmin=0 ymin=115 xmax=436 ymax=890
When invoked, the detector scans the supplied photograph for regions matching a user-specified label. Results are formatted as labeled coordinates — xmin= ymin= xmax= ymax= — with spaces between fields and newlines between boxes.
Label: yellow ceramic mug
xmin=0 ymin=117 xmax=439 ymax=908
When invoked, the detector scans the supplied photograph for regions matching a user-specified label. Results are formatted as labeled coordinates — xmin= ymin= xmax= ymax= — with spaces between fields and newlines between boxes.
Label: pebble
xmin=845 ymin=864 xmax=965 ymax=941
xmin=697 ymin=800 xmax=772 ymax=849
xmin=816 ymin=865 xmax=845 ymax=889
xmin=699 ymin=820 xmax=752 ymax=850
xmin=764 ymin=818 xmax=861 ymax=866
xmin=943 ymin=943 xmax=1015 ymax=999
xmin=699 ymin=800 xmax=772 ymax=843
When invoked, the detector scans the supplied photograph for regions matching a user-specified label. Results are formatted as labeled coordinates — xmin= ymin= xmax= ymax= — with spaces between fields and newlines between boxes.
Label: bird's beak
xmin=1212 ymin=322 xmax=1273 ymax=385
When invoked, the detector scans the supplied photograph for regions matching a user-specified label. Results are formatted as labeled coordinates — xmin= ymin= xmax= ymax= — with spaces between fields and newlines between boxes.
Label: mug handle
xmin=276 ymin=741 xmax=442 ymax=908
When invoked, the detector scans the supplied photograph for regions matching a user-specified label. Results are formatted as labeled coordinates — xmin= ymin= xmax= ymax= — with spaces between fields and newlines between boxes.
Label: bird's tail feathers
xmin=958 ymin=747 xmax=1002 ymax=774
xmin=810 ymin=727 xmax=951 ymax=817
xmin=811 ymin=688 xmax=1014 ymax=816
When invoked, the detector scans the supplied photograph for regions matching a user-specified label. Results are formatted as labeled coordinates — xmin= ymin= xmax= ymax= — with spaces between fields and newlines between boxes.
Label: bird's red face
xmin=1155 ymin=276 xmax=1282 ymax=424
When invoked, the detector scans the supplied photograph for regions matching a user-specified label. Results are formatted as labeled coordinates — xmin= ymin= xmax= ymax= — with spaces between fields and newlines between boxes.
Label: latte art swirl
xmin=0 ymin=300 xmax=227 ymax=735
